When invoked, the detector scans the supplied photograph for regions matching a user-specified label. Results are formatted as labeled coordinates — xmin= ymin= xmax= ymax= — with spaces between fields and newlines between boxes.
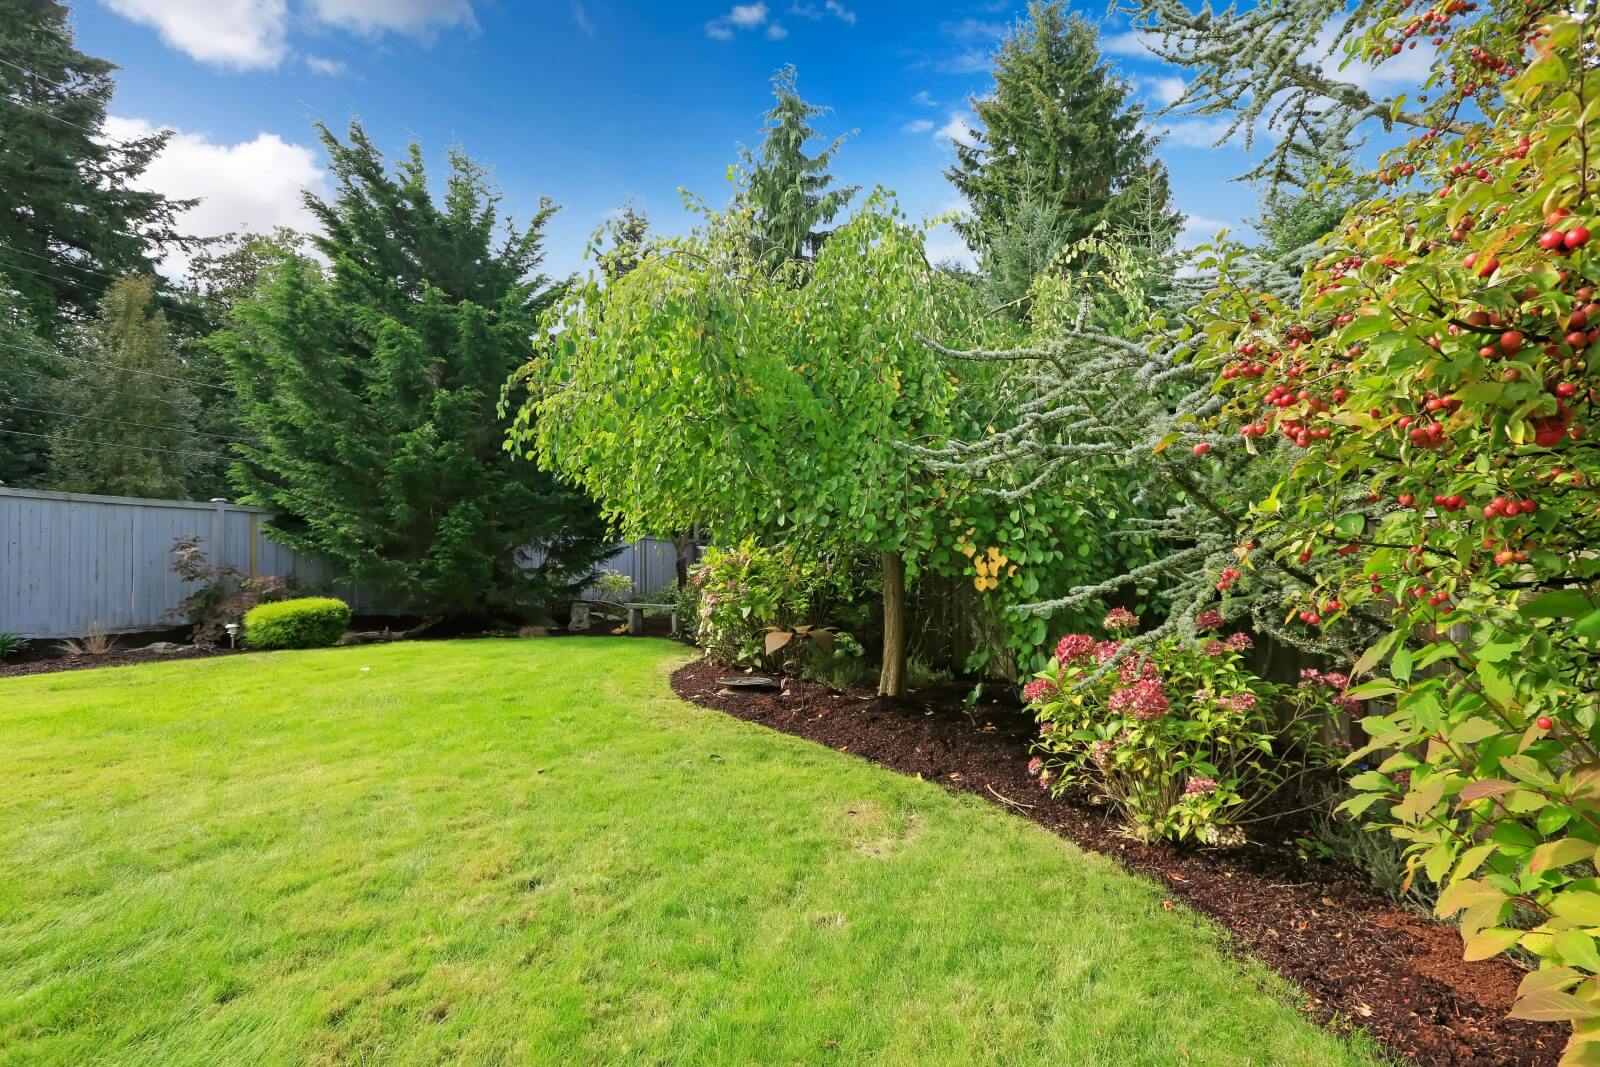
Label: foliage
xmin=509 ymin=190 xmax=993 ymax=694
xmin=0 ymin=631 xmax=26 ymax=659
xmin=947 ymin=0 xmax=1178 ymax=312
xmin=739 ymin=66 xmax=859 ymax=270
xmin=688 ymin=539 xmax=840 ymax=666
xmin=1025 ymin=610 xmax=1346 ymax=844
xmin=592 ymin=200 xmax=650 ymax=281
xmin=49 ymin=276 xmax=201 ymax=499
xmin=217 ymin=123 xmax=611 ymax=620
xmin=243 ymin=596 xmax=351 ymax=650
xmin=0 ymin=286 xmax=59 ymax=487
xmin=170 ymin=534 xmax=290 ymax=643
xmin=0 ymin=0 xmax=192 ymax=333
xmin=592 ymin=569 xmax=634 ymax=603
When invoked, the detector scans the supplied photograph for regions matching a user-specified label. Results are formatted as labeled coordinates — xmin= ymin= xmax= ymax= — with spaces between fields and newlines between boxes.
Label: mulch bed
xmin=0 ymin=643 xmax=240 ymax=679
xmin=671 ymin=657 xmax=1560 ymax=1067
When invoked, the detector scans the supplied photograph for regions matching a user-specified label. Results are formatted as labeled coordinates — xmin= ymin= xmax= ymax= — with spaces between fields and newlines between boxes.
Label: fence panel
xmin=0 ymin=487 xmax=685 ymax=639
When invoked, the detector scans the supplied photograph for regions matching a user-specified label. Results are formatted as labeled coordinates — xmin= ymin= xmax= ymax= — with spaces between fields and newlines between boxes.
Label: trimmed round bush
xmin=243 ymin=597 xmax=351 ymax=650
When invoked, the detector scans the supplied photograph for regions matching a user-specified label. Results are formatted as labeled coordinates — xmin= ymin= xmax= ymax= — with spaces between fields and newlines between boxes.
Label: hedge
xmin=243 ymin=597 xmax=351 ymax=650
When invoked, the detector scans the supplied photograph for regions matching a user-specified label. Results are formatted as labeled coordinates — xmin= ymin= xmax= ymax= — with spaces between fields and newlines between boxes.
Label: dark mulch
xmin=0 ymin=643 xmax=239 ymax=679
xmin=671 ymin=657 xmax=1559 ymax=1067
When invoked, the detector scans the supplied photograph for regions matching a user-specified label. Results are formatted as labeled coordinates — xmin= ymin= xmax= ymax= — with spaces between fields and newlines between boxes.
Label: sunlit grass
xmin=0 ymin=639 xmax=1383 ymax=1065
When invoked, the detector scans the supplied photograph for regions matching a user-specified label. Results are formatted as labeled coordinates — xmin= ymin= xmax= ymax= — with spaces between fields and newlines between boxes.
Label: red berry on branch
xmin=1537 ymin=716 xmax=1554 ymax=730
xmin=1565 ymin=226 xmax=1592 ymax=250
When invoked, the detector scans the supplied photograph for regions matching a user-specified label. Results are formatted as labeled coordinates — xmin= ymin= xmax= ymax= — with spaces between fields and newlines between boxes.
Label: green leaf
xmin=1552 ymin=891 xmax=1600 ymax=926
xmin=1530 ymin=837 xmax=1595 ymax=874
xmin=1391 ymin=646 xmax=1414 ymax=683
xmin=1577 ymin=609 xmax=1600 ymax=641
xmin=1521 ymin=589 xmax=1597 ymax=619
xmin=1463 ymin=926 xmax=1524 ymax=961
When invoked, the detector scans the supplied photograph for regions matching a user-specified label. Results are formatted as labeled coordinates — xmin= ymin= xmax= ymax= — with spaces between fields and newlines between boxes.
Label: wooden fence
xmin=0 ymin=486 xmax=684 ymax=639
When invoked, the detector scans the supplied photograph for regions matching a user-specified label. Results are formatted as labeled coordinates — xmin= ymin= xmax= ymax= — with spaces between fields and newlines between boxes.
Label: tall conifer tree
xmin=948 ymin=2 xmax=1178 ymax=307
xmin=0 ymin=0 xmax=191 ymax=332
xmin=741 ymin=66 xmax=859 ymax=270
xmin=216 ymin=124 xmax=611 ymax=620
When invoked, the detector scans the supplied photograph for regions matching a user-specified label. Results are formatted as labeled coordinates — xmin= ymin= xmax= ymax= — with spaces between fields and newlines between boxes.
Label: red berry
xmin=1193 ymin=442 xmax=1213 ymax=456
xmin=1500 ymin=330 xmax=1523 ymax=353
xmin=1537 ymin=716 xmax=1554 ymax=730
xmin=1566 ymin=226 xmax=1591 ymax=250
xmin=1539 ymin=229 xmax=1567 ymax=251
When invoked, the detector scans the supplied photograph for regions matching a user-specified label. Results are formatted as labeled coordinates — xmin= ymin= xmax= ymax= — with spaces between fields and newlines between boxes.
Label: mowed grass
xmin=0 ymin=639 xmax=1383 ymax=1066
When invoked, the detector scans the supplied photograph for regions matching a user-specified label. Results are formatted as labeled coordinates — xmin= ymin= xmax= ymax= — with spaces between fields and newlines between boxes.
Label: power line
xmin=0 ymin=401 xmax=259 ymax=445
xmin=0 ymin=338 xmax=235 ymax=394
xmin=6 ymin=365 xmax=203 ymax=412
xmin=0 ymin=246 xmax=222 ymax=330
xmin=0 ymin=426 xmax=229 ymax=462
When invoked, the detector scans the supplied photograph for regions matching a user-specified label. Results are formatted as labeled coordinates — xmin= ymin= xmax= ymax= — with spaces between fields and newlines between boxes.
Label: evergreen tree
xmin=0 ymin=281 xmax=60 ymax=487
xmin=216 ymin=123 xmax=611 ymax=620
xmin=948 ymin=2 xmax=1177 ymax=307
xmin=740 ymin=66 xmax=859 ymax=270
xmin=0 ymin=0 xmax=193 ymax=332
xmin=176 ymin=229 xmax=309 ymax=498
xmin=49 ymin=275 xmax=200 ymax=498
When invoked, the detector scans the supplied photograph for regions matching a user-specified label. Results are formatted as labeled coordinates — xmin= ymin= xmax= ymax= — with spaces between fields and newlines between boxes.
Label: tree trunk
xmin=673 ymin=532 xmax=692 ymax=588
xmin=879 ymin=550 xmax=908 ymax=698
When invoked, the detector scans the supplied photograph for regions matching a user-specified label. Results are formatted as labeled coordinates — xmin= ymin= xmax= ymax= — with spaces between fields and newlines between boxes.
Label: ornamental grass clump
xmin=1025 ymin=610 xmax=1352 ymax=846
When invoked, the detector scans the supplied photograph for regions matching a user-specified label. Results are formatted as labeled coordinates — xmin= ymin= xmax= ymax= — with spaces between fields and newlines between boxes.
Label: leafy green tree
xmin=593 ymin=200 xmax=650 ymax=281
xmin=49 ymin=275 xmax=200 ymax=498
xmin=0 ymin=0 xmax=192 ymax=332
xmin=217 ymin=124 xmax=610 ymax=620
xmin=740 ymin=66 xmax=859 ymax=271
xmin=510 ymin=192 xmax=1006 ymax=696
xmin=948 ymin=2 xmax=1177 ymax=309
xmin=0 ymin=282 xmax=59 ymax=487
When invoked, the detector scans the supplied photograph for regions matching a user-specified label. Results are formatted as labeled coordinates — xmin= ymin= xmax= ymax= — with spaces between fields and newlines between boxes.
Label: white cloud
xmin=1177 ymin=212 xmax=1232 ymax=248
xmin=912 ymin=90 xmax=937 ymax=107
xmin=925 ymin=223 xmax=976 ymax=270
xmin=1157 ymin=117 xmax=1245 ymax=149
xmin=766 ymin=23 xmax=788 ymax=39
xmin=902 ymin=118 xmax=934 ymax=134
xmin=706 ymin=2 xmax=770 ymax=40
xmin=933 ymin=16 xmax=1005 ymax=73
xmin=101 ymin=0 xmax=477 ymax=69
xmin=1141 ymin=75 xmax=1187 ymax=107
xmin=936 ymin=112 xmax=977 ymax=147
xmin=573 ymin=3 xmax=595 ymax=35
xmin=304 ymin=54 xmax=348 ymax=76
xmin=789 ymin=1 xmax=854 ymax=22
xmin=101 ymin=0 xmax=289 ymax=70
xmin=304 ymin=0 xmax=477 ymax=35
xmin=103 ymin=116 xmax=329 ymax=277
xmin=1101 ymin=29 xmax=1159 ymax=58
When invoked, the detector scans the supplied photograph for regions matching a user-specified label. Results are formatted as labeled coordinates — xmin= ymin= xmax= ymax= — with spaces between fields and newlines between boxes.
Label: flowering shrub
xmin=1025 ymin=611 xmax=1350 ymax=845
xmin=689 ymin=538 xmax=839 ymax=666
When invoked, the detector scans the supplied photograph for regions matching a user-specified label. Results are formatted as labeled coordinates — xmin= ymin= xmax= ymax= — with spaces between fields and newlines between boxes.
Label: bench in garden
xmin=626 ymin=602 xmax=679 ymax=637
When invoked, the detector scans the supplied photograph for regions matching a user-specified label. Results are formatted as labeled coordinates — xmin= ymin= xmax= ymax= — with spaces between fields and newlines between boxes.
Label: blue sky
xmin=71 ymin=1 xmax=1421 ymax=279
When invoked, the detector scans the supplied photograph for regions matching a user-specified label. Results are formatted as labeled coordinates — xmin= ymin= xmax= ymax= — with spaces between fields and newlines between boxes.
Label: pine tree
xmin=948 ymin=2 xmax=1177 ymax=307
xmin=741 ymin=66 xmax=859 ymax=270
xmin=49 ymin=275 xmax=200 ymax=498
xmin=216 ymin=123 xmax=612 ymax=620
xmin=0 ymin=0 xmax=192 ymax=333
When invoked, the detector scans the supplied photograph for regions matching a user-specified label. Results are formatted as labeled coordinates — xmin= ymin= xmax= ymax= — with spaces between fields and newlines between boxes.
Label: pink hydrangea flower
xmin=1109 ymin=677 xmax=1169 ymax=720
xmin=1094 ymin=640 xmax=1124 ymax=663
xmin=1103 ymin=607 xmax=1140 ymax=632
xmin=1054 ymin=633 xmax=1098 ymax=664
xmin=1027 ymin=757 xmax=1044 ymax=776
xmin=1185 ymin=775 xmax=1219 ymax=796
xmin=1022 ymin=677 xmax=1059 ymax=703
xmin=1225 ymin=632 xmax=1253 ymax=652
xmin=1334 ymin=695 xmax=1362 ymax=714
xmin=1195 ymin=609 xmax=1225 ymax=631
xmin=1220 ymin=692 xmax=1258 ymax=713
xmin=1089 ymin=739 xmax=1113 ymax=767
xmin=1203 ymin=639 xmax=1227 ymax=657
xmin=1040 ymin=721 xmax=1056 ymax=735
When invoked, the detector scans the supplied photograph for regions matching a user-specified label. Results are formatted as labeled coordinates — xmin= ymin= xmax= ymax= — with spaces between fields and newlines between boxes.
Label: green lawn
xmin=0 ymin=639 xmax=1383 ymax=1066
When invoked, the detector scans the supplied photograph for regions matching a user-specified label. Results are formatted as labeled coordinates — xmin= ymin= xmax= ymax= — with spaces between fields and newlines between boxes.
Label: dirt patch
xmin=671 ymin=657 xmax=1559 ymax=1067
xmin=0 ymin=643 xmax=240 ymax=679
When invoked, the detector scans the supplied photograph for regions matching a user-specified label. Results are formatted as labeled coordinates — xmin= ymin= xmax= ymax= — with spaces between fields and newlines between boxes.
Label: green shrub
xmin=244 ymin=597 xmax=351 ymax=650
xmin=0 ymin=632 xmax=26 ymax=659
xmin=690 ymin=538 xmax=842 ymax=666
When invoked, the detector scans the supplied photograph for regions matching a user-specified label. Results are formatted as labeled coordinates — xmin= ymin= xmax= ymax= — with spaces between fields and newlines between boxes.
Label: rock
xmin=518 ymin=625 xmax=550 ymax=638
xmin=714 ymin=675 xmax=780 ymax=691
xmin=567 ymin=603 xmax=593 ymax=632
xmin=139 ymin=641 xmax=187 ymax=654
